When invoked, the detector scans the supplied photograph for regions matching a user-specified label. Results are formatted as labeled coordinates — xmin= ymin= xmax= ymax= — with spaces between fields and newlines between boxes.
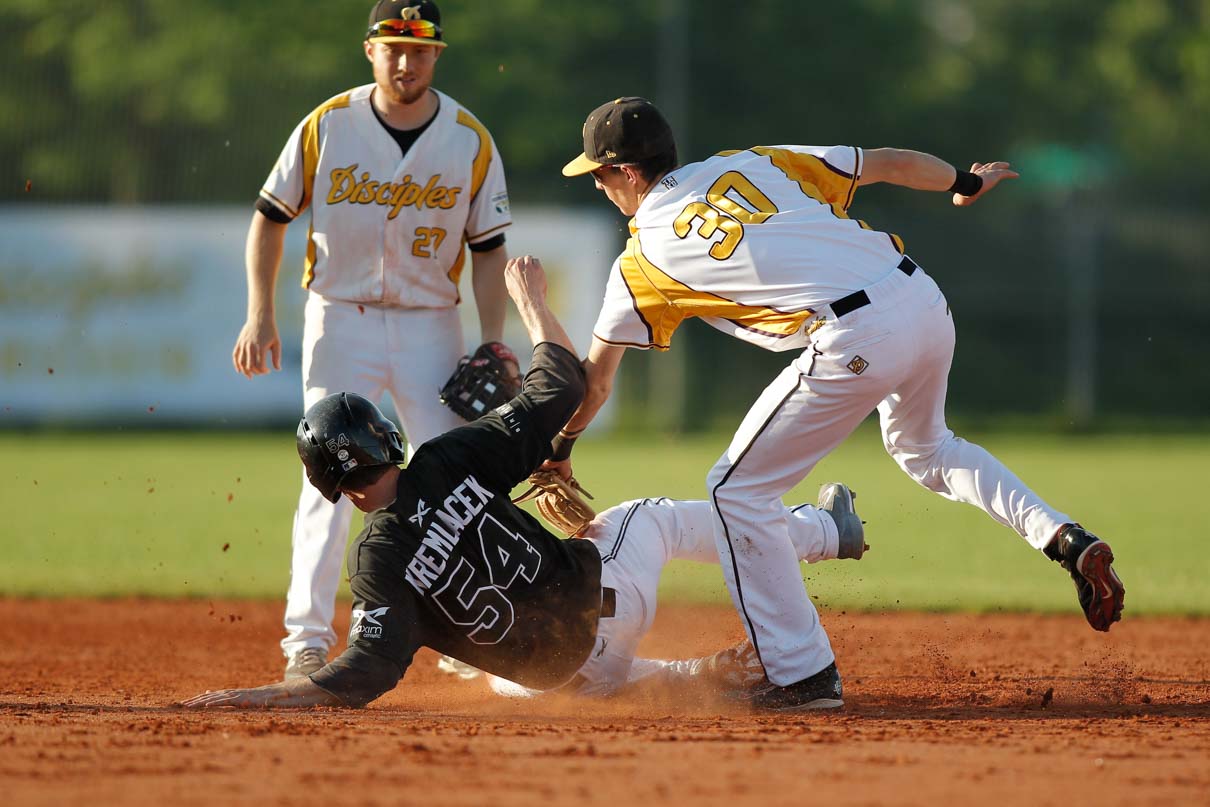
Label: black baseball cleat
xmin=818 ymin=482 xmax=867 ymax=560
xmin=749 ymin=661 xmax=844 ymax=712
xmin=1044 ymin=524 xmax=1125 ymax=632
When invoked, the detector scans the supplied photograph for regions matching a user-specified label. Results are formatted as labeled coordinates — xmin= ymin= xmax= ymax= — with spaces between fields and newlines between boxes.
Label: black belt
xmin=601 ymin=586 xmax=617 ymax=618
xmin=829 ymin=255 xmax=918 ymax=318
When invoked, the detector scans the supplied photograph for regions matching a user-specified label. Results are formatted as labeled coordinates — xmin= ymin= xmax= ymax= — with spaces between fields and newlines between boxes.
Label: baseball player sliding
xmin=546 ymin=97 xmax=1126 ymax=711
xmin=185 ymin=257 xmax=866 ymax=711
xmin=231 ymin=0 xmax=515 ymax=679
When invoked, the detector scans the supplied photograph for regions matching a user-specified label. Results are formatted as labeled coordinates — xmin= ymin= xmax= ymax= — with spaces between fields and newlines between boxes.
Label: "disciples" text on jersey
xmin=326 ymin=164 xmax=462 ymax=220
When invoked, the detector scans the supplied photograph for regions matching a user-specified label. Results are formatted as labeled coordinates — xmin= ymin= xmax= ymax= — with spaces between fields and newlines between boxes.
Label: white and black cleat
xmin=749 ymin=661 xmax=844 ymax=712
xmin=818 ymin=482 xmax=867 ymax=560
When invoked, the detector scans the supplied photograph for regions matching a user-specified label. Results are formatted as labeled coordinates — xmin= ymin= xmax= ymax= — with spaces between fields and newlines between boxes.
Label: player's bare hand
xmin=181 ymin=679 xmax=338 ymax=709
xmin=541 ymin=458 xmax=574 ymax=481
xmin=232 ymin=317 xmax=282 ymax=378
xmin=952 ymin=162 xmax=1019 ymax=206
xmin=505 ymin=255 xmax=549 ymax=308
xmin=180 ymin=687 xmax=269 ymax=709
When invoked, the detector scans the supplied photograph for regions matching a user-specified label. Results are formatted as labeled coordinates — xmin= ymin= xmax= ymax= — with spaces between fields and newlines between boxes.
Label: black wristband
xmin=948 ymin=170 xmax=984 ymax=197
xmin=550 ymin=431 xmax=579 ymax=462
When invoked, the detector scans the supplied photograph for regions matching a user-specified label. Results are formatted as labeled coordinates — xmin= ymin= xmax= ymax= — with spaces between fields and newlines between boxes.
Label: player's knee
xmin=708 ymin=465 xmax=766 ymax=506
xmin=887 ymin=443 xmax=948 ymax=492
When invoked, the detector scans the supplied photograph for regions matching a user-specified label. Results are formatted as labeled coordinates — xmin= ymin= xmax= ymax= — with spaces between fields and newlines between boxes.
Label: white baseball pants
xmin=570 ymin=496 xmax=840 ymax=695
xmin=708 ymin=262 xmax=1072 ymax=686
xmin=283 ymin=294 xmax=466 ymax=659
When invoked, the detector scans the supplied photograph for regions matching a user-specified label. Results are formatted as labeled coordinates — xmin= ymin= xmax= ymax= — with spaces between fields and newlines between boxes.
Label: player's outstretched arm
xmin=858 ymin=148 xmax=1018 ymax=206
xmin=542 ymin=337 xmax=625 ymax=480
xmin=180 ymin=677 xmax=342 ymax=709
xmin=471 ymin=244 xmax=509 ymax=343
xmin=472 ymin=255 xmax=588 ymax=485
xmin=505 ymin=256 xmax=577 ymax=355
xmin=232 ymin=210 xmax=288 ymax=378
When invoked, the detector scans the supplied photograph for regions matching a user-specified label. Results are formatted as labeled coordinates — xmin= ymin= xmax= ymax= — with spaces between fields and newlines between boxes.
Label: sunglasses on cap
xmin=366 ymin=18 xmax=441 ymax=40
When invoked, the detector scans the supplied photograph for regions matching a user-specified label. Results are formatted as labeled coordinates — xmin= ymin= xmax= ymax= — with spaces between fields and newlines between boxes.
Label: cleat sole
xmin=1076 ymin=542 xmax=1125 ymax=631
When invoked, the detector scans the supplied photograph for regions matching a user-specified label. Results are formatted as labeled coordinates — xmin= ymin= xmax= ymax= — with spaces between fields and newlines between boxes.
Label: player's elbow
xmin=523 ymin=343 xmax=587 ymax=427
xmin=861 ymin=148 xmax=911 ymax=185
xmin=553 ymin=367 xmax=587 ymax=421
xmin=584 ymin=373 xmax=613 ymax=409
xmin=868 ymin=148 xmax=953 ymax=188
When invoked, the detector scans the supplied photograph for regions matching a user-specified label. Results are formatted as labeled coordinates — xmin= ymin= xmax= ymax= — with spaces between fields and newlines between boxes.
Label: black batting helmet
xmin=296 ymin=393 xmax=407 ymax=503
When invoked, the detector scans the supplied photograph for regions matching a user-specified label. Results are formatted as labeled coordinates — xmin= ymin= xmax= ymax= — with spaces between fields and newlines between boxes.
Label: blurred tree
xmin=1 ymin=0 xmax=366 ymax=201
xmin=923 ymin=0 xmax=1210 ymax=202
xmin=3 ymin=0 xmax=1209 ymax=204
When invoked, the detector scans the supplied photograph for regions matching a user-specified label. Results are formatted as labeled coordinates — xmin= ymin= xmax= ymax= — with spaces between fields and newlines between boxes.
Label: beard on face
xmin=392 ymin=73 xmax=431 ymax=105
xmin=379 ymin=72 xmax=433 ymax=107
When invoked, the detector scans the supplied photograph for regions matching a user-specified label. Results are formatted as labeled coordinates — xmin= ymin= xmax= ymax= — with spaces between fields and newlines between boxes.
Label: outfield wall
xmin=0 ymin=205 xmax=620 ymax=427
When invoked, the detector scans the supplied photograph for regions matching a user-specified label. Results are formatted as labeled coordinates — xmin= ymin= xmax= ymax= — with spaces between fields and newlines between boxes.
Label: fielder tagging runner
xmin=185 ymin=258 xmax=865 ymax=711
xmin=545 ymin=97 xmax=1125 ymax=711
xmin=231 ymin=0 xmax=517 ymax=679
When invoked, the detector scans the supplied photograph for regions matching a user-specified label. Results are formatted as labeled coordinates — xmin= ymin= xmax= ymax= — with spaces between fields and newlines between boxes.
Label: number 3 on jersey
xmin=431 ymin=513 xmax=541 ymax=645
xmin=672 ymin=171 xmax=777 ymax=261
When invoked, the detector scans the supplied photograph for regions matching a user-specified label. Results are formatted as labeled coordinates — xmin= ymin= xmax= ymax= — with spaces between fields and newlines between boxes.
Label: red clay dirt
xmin=1 ymin=598 xmax=1207 ymax=806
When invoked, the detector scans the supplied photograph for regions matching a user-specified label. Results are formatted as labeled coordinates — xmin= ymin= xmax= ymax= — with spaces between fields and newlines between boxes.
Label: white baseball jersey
xmin=586 ymin=145 xmax=1079 ymax=690
xmin=259 ymin=85 xmax=511 ymax=308
xmin=592 ymin=146 xmax=906 ymax=352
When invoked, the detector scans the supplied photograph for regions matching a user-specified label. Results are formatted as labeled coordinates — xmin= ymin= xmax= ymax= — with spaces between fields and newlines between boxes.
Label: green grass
xmin=1 ymin=425 xmax=1207 ymax=614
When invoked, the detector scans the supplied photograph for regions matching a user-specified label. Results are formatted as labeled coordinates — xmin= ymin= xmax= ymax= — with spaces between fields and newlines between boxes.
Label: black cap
xmin=562 ymin=97 xmax=676 ymax=177
xmin=366 ymin=0 xmax=447 ymax=48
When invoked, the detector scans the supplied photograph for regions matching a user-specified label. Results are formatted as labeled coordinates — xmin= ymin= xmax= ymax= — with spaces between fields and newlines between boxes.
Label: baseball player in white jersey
xmin=544 ymin=97 xmax=1125 ymax=711
xmin=232 ymin=0 xmax=514 ymax=679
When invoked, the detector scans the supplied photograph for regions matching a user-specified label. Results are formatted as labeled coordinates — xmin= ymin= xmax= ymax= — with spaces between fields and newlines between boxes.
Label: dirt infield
xmin=1 ymin=599 xmax=1207 ymax=806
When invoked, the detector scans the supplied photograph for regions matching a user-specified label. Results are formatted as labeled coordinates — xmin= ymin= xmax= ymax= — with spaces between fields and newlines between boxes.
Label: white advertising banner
xmin=0 ymin=205 xmax=621 ymax=426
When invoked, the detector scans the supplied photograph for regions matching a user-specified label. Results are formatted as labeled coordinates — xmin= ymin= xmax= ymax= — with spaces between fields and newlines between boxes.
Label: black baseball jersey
xmin=311 ymin=342 xmax=602 ymax=707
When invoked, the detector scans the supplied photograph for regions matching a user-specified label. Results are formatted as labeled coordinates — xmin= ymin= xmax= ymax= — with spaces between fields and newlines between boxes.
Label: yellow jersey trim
xmin=300 ymin=92 xmax=352 ymax=289
xmin=455 ymin=109 xmax=493 ymax=204
xmin=749 ymin=146 xmax=851 ymax=213
xmin=620 ymin=237 xmax=815 ymax=351
xmin=749 ymin=147 xmax=905 ymax=253
xmin=446 ymin=234 xmax=467 ymax=303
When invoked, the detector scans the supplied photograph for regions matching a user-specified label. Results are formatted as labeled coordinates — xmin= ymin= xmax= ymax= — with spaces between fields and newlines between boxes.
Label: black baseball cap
xmin=366 ymin=0 xmax=447 ymax=48
xmin=561 ymin=97 xmax=676 ymax=177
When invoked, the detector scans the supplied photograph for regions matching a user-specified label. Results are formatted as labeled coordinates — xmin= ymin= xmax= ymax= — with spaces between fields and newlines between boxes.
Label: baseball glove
xmin=439 ymin=341 xmax=522 ymax=421
xmin=680 ymin=639 xmax=766 ymax=691
xmin=512 ymin=470 xmax=596 ymax=536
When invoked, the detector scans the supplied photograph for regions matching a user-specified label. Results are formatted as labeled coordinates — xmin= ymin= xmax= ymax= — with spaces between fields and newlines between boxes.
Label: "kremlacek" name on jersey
xmin=326 ymin=164 xmax=462 ymax=220
xmin=404 ymin=475 xmax=494 ymax=595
